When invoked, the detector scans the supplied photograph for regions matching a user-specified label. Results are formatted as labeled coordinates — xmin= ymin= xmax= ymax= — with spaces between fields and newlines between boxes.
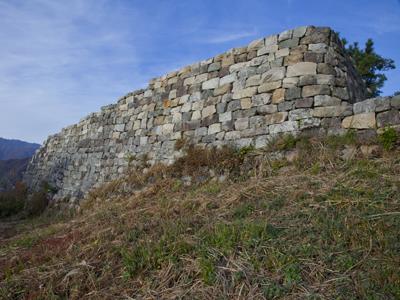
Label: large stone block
xmin=314 ymin=95 xmax=341 ymax=107
xmin=302 ymin=85 xmax=331 ymax=98
xmin=287 ymin=62 xmax=317 ymax=77
xmin=202 ymin=78 xmax=220 ymax=90
xmin=232 ymin=87 xmax=258 ymax=100
xmin=258 ymin=81 xmax=282 ymax=93
xmin=265 ymin=112 xmax=288 ymax=125
xmin=272 ymin=88 xmax=286 ymax=104
xmin=262 ymin=67 xmax=286 ymax=82
xmin=376 ymin=110 xmax=400 ymax=127
xmin=312 ymin=105 xmax=352 ymax=117
xmin=342 ymin=113 xmax=376 ymax=129
xmin=269 ymin=121 xmax=299 ymax=134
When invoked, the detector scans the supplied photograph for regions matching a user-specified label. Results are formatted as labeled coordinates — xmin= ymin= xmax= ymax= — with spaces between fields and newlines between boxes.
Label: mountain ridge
xmin=0 ymin=137 xmax=40 ymax=161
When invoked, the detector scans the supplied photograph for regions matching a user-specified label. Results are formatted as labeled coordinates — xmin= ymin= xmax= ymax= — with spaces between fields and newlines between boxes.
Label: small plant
xmin=378 ymin=127 xmax=398 ymax=150
xmin=277 ymin=134 xmax=298 ymax=151
xmin=41 ymin=181 xmax=58 ymax=194
xmin=237 ymin=145 xmax=255 ymax=158
xmin=199 ymin=255 xmax=216 ymax=285
xmin=124 ymin=152 xmax=136 ymax=166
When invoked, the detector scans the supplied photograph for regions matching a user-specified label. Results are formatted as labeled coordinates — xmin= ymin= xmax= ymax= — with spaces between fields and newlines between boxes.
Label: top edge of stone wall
xmin=50 ymin=25 xmax=338 ymax=140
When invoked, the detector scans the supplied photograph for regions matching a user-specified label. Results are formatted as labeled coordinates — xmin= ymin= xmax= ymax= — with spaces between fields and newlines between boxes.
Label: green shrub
xmin=378 ymin=127 xmax=398 ymax=150
xmin=0 ymin=182 xmax=27 ymax=218
xmin=26 ymin=190 xmax=48 ymax=216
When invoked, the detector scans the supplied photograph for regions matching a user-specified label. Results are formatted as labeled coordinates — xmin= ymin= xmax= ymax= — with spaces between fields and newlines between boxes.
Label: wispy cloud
xmin=204 ymin=30 xmax=258 ymax=44
xmin=0 ymin=0 xmax=146 ymax=142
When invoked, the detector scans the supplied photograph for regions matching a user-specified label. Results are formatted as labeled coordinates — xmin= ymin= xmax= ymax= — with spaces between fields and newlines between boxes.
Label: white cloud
xmin=0 ymin=0 xmax=146 ymax=142
xmin=204 ymin=30 xmax=258 ymax=44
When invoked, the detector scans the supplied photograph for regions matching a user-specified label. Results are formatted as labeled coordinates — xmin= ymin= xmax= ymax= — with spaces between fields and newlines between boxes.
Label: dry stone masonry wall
xmin=24 ymin=26 xmax=400 ymax=203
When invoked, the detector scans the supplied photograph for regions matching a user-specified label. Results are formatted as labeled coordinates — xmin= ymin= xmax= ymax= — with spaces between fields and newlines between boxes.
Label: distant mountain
xmin=0 ymin=138 xmax=40 ymax=160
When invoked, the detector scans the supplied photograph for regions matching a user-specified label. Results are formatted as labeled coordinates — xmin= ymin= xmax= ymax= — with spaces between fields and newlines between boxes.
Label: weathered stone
xmin=240 ymin=98 xmax=252 ymax=109
xmin=317 ymin=63 xmax=336 ymax=75
xmin=304 ymin=52 xmax=324 ymax=63
xmin=300 ymin=27 xmax=331 ymax=45
xmin=208 ymin=62 xmax=221 ymax=72
xmin=287 ymin=62 xmax=317 ymax=77
xmin=375 ymin=97 xmax=391 ymax=112
xmin=269 ymin=121 xmax=299 ymax=134
xmin=191 ymin=110 xmax=201 ymax=120
xmin=224 ymin=131 xmax=240 ymax=140
xmin=391 ymin=95 xmax=400 ymax=109
xmin=216 ymin=102 xmax=226 ymax=113
xmin=332 ymin=87 xmax=349 ymax=100
xmin=262 ymin=67 xmax=286 ymax=82
xmin=278 ymin=30 xmax=292 ymax=41
xmin=219 ymin=111 xmax=232 ymax=122
xmin=299 ymin=117 xmax=321 ymax=129
xmin=308 ymin=43 xmax=328 ymax=53
xmin=276 ymin=48 xmax=290 ymax=58
xmin=258 ymin=80 xmax=282 ymax=93
xmin=232 ymin=87 xmax=258 ymax=100
xmin=265 ymin=112 xmax=288 ymax=125
xmin=202 ymin=78 xmax=220 ymax=90
xmin=293 ymin=26 xmax=308 ymax=38
xmin=279 ymin=38 xmax=299 ymax=49
xmin=257 ymin=45 xmax=279 ymax=56
xmin=202 ymin=105 xmax=216 ymax=118
xmin=312 ymin=105 xmax=352 ymax=117
xmin=376 ymin=110 xmax=400 ymax=127
xmin=208 ymin=123 xmax=222 ymax=135
xmin=314 ymin=95 xmax=341 ymax=107
xmin=284 ymin=52 xmax=303 ymax=65
xmin=257 ymin=104 xmax=277 ymax=115
xmin=248 ymin=38 xmax=264 ymax=50
xmin=278 ymin=101 xmax=295 ymax=112
xmin=298 ymin=75 xmax=317 ymax=86
xmin=316 ymin=74 xmax=335 ymax=85
xmin=220 ymin=74 xmax=236 ymax=85
xmin=295 ymin=98 xmax=313 ymax=108
xmin=227 ymin=100 xmax=241 ymax=111
xmin=282 ymin=77 xmax=299 ymax=88
xmin=285 ymin=87 xmax=301 ymax=100
xmin=272 ymin=88 xmax=286 ymax=103
xmin=302 ymin=85 xmax=331 ymax=98
xmin=214 ymin=84 xmax=231 ymax=96
xmin=289 ymin=109 xmax=312 ymax=120
xmin=235 ymin=118 xmax=249 ymax=130
xmin=255 ymin=135 xmax=270 ymax=148
xmin=265 ymin=35 xmax=278 ymax=46
xmin=252 ymin=93 xmax=271 ymax=106
xmin=342 ymin=113 xmax=376 ymax=129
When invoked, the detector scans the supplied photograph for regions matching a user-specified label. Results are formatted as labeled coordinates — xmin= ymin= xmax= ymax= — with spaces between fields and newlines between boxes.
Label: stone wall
xmin=24 ymin=25 xmax=390 ymax=203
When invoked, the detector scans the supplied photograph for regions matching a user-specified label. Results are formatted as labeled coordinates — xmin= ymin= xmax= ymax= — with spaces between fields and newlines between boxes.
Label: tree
xmin=342 ymin=38 xmax=395 ymax=97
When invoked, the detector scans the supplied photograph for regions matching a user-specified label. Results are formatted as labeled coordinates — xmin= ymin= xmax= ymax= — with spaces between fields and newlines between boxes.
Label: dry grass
xmin=0 ymin=135 xmax=399 ymax=299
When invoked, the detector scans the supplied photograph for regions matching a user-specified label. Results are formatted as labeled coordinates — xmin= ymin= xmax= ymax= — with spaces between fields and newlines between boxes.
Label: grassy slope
xmin=0 ymin=136 xmax=399 ymax=299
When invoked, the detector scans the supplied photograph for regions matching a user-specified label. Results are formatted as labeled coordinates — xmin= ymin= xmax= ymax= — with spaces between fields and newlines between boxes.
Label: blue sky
xmin=0 ymin=0 xmax=399 ymax=143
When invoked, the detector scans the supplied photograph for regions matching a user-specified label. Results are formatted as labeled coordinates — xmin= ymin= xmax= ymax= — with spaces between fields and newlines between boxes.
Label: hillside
xmin=0 ymin=133 xmax=399 ymax=299
xmin=0 ymin=138 xmax=39 ymax=161
xmin=0 ymin=158 xmax=31 ymax=191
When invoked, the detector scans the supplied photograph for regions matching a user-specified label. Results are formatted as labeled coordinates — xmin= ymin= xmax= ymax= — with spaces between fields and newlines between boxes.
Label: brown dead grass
xmin=0 ymin=135 xmax=399 ymax=299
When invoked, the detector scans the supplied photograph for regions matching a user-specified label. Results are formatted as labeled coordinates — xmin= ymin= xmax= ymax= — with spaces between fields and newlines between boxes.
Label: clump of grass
xmin=378 ymin=127 xmax=398 ymax=150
